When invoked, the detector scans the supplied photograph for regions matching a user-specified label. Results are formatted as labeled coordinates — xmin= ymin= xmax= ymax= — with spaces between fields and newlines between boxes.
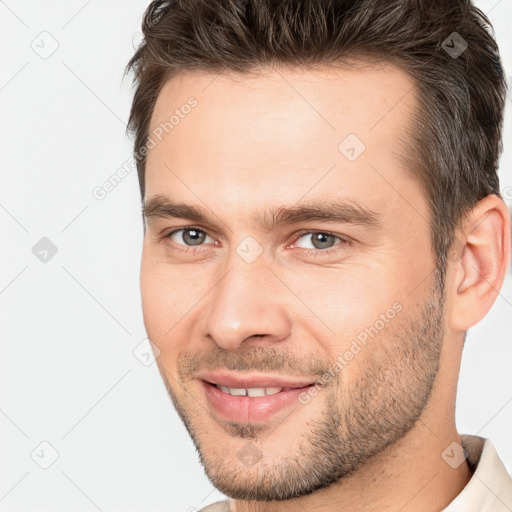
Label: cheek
xmin=140 ymin=255 xmax=183 ymax=343
xmin=140 ymin=251 xmax=210 ymax=355
xmin=282 ymin=262 xmax=403 ymax=351
xmin=140 ymin=275 xmax=183 ymax=372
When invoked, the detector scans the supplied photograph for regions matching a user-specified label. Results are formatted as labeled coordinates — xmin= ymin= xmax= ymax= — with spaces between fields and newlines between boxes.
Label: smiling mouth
xmin=197 ymin=370 xmax=319 ymax=422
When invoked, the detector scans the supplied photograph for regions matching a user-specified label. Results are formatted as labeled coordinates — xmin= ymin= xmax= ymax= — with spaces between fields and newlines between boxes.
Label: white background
xmin=1 ymin=1 xmax=511 ymax=511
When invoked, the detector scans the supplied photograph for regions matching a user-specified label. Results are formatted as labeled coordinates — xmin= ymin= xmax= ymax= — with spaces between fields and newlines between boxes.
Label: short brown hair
xmin=125 ymin=0 xmax=506 ymax=271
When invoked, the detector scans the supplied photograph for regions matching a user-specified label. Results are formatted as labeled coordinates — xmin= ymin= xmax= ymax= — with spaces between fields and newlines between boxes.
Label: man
xmin=125 ymin=0 xmax=512 ymax=510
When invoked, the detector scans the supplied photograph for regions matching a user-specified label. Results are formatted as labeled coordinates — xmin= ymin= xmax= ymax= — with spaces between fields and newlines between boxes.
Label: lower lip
xmin=202 ymin=381 xmax=314 ymax=423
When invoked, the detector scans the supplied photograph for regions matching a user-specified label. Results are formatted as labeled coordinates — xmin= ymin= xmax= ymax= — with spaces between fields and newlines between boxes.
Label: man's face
xmin=141 ymin=63 xmax=445 ymax=500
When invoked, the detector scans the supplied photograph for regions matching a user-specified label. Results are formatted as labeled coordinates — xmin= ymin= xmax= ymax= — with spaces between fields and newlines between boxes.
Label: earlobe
xmin=447 ymin=194 xmax=510 ymax=331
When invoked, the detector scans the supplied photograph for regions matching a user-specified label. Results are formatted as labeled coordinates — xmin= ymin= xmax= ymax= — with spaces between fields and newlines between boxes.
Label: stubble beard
xmin=159 ymin=275 xmax=445 ymax=502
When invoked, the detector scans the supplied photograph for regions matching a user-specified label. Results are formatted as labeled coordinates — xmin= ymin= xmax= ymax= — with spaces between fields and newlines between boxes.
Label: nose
xmin=200 ymin=253 xmax=292 ymax=350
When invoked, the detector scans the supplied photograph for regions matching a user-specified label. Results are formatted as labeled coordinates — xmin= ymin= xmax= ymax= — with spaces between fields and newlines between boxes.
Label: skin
xmin=140 ymin=62 xmax=510 ymax=511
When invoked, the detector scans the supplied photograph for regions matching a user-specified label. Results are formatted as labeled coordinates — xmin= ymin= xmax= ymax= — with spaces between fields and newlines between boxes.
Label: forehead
xmin=145 ymin=62 xmax=420 ymax=219
xmin=148 ymin=61 xmax=417 ymax=140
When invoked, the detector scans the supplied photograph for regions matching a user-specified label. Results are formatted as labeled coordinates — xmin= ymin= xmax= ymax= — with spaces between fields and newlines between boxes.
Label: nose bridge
xmin=202 ymin=249 xmax=291 ymax=350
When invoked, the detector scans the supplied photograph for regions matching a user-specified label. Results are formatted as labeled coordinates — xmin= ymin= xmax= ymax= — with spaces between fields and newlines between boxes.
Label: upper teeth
xmin=216 ymin=385 xmax=283 ymax=397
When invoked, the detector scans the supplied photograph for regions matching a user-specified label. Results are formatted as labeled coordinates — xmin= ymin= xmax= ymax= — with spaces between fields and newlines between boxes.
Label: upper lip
xmin=198 ymin=371 xmax=316 ymax=389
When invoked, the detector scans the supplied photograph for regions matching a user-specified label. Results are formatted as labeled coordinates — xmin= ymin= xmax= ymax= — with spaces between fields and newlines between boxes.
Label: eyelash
xmin=161 ymin=226 xmax=350 ymax=258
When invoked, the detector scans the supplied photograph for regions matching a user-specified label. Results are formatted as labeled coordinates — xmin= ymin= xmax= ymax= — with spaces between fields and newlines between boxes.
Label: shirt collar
xmin=443 ymin=435 xmax=512 ymax=511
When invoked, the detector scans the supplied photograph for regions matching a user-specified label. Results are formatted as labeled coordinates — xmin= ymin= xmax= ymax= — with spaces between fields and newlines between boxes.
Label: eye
xmin=293 ymin=231 xmax=343 ymax=251
xmin=167 ymin=227 xmax=215 ymax=247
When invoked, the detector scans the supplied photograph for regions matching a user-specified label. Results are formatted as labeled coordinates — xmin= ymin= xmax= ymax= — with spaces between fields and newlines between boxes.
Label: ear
xmin=447 ymin=194 xmax=511 ymax=331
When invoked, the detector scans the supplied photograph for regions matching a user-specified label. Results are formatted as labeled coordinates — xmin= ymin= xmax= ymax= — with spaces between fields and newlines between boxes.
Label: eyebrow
xmin=143 ymin=194 xmax=381 ymax=231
